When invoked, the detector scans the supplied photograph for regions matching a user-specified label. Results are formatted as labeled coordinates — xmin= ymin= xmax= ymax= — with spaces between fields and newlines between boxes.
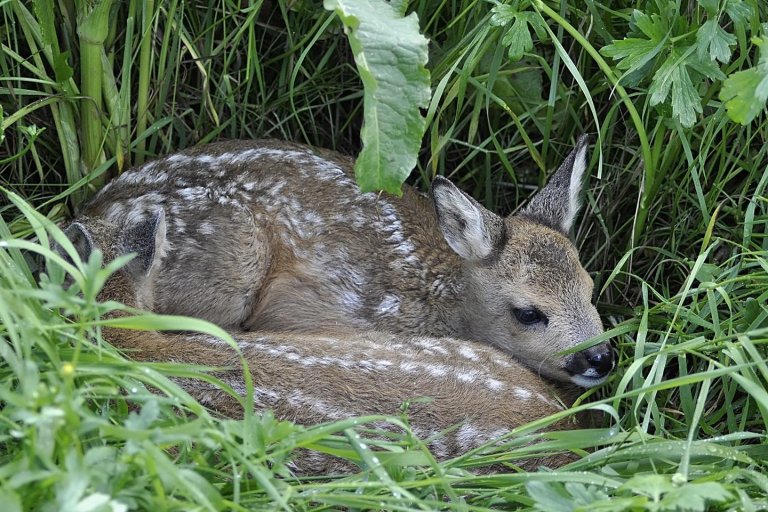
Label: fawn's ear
xmin=521 ymin=135 xmax=590 ymax=234
xmin=61 ymin=222 xmax=95 ymax=263
xmin=119 ymin=208 xmax=167 ymax=280
xmin=431 ymin=176 xmax=506 ymax=261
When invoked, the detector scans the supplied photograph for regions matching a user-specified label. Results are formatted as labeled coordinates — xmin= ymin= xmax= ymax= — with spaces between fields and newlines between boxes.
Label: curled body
xmin=76 ymin=138 xmax=614 ymax=386
xmin=59 ymin=216 xmax=580 ymax=473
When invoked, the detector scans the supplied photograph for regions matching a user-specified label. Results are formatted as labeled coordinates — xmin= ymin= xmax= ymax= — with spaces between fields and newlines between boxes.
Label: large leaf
xmin=720 ymin=26 xmax=768 ymax=125
xmin=324 ymin=0 xmax=430 ymax=195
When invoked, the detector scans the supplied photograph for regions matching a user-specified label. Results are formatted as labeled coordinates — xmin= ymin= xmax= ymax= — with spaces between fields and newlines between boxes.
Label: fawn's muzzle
xmin=565 ymin=343 xmax=615 ymax=385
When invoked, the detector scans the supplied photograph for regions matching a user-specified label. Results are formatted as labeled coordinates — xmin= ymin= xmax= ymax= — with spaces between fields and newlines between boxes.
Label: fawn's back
xmin=78 ymin=138 xmax=613 ymax=386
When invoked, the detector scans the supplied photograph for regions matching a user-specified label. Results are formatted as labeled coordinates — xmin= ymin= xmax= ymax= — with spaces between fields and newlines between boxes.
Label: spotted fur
xmin=76 ymin=137 xmax=612 ymax=385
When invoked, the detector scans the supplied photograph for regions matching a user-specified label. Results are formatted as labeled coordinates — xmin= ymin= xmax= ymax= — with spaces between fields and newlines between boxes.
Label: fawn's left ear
xmin=520 ymin=135 xmax=590 ymax=234
xmin=119 ymin=208 xmax=167 ymax=281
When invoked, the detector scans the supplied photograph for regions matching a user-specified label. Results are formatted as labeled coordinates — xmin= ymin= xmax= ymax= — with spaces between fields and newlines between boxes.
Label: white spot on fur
xmin=456 ymin=370 xmax=479 ymax=383
xmin=514 ymin=388 xmax=532 ymax=400
xmin=457 ymin=424 xmax=479 ymax=451
xmin=178 ymin=187 xmax=208 ymax=202
xmin=485 ymin=378 xmax=505 ymax=391
xmin=287 ymin=389 xmax=353 ymax=420
xmin=340 ymin=291 xmax=362 ymax=311
xmin=458 ymin=346 xmax=479 ymax=361
xmin=198 ymin=222 xmax=215 ymax=235
xmin=377 ymin=294 xmax=401 ymax=316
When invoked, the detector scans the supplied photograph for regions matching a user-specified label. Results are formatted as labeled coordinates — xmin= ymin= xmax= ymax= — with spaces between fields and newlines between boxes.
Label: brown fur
xmin=76 ymin=138 xmax=613 ymax=386
xmin=64 ymin=217 xmax=581 ymax=474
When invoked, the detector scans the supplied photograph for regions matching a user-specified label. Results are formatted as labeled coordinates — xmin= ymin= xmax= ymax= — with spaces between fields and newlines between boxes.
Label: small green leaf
xmin=671 ymin=62 xmax=703 ymax=127
xmin=725 ymin=0 xmax=753 ymax=25
xmin=601 ymin=10 xmax=668 ymax=77
xmin=526 ymin=481 xmax=575 ymax=512
xmin=633 ymin=10 xmax=669 ymax=41
xmin=660 ymin=482 xmax=732 ymax=511
xmin=697 ymin=20 xmax=736 ymax=63
xmin=503 ymin=17 xmax=534 ymax=61
xmin=490 ymin=4 xmax=516 ymax=26
xmin=622 ymin=474 xmax=676 ymax=501
xmin=697 ymin=0 xmax=719 ymax=16
xmin=602 ymin=37 xmax=664 ymax=71
xmin=323 ymin=0 xmax=430 ymax=195
xmin=649 ymin=54 xmax=677 ymax=106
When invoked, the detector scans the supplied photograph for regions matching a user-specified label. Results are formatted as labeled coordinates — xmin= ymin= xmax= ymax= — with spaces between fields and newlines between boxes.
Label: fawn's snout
xmin=566 ymin=342 xmax=615 ymax=387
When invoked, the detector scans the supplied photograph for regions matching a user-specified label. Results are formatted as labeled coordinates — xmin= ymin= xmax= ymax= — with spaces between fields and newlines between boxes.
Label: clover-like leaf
xmin=697 ymin=19 xmax=736 ymax=63
xmin=503 ymin=17 xmax=534 ymax=61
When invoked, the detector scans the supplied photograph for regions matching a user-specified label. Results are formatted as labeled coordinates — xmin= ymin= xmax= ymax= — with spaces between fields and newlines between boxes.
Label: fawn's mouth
xmin=569 ymin=372 xmax=609 ymax=388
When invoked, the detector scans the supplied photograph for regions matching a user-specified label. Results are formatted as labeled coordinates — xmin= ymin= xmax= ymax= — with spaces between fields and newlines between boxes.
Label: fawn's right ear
xmin=119 ymin=208 xmax=167 ymax=281
xmin=431 ymin=176 xmax=506 ymax=261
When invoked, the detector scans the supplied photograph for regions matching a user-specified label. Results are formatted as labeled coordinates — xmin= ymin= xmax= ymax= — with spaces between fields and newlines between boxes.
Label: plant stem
xmin=78 ymin=0 xmax=114 ymax=187
xmin=135 ymin=0 xmax=156 ymax=166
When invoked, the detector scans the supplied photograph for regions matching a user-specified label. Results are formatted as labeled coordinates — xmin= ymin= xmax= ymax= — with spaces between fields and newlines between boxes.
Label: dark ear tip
xmin=430 ymin=175 xmax=452 ymax=194
xmin=575 ymin=134 xmax=590 ymax=150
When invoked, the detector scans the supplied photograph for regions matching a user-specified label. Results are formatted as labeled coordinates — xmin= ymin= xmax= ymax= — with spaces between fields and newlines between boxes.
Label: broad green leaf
xmin=696 ymin=20 xmax=736 ymax=64
xmin=323 ymin=0 xmax=430 ymax=195
xmin=720 ymin=37 xmax=768 ymax=124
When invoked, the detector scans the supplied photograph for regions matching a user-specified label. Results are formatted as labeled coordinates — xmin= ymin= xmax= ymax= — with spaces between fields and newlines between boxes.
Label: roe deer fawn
xmin=57 ymin=216 xmax=581 ymax=473
xmin=77 ymin=137 xmax=612 ymax=386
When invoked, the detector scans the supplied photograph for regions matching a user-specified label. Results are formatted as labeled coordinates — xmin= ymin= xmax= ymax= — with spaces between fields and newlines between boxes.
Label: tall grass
xmin=1 ymin=0 xmax=767 ymax=509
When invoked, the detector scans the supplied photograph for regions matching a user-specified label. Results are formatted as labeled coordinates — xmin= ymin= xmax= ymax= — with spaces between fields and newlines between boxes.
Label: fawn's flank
xmin=78 ymin=137 xmax=612 ymax=386
xmin=59 ymin=216 xmax=581 ymax=473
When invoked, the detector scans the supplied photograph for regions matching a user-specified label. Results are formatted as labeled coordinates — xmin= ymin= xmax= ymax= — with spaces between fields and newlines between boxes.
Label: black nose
xmin=587 ymin=349 xmax=614 ymax=377
xmin=565 ymin=343 xmax=615 ymax=380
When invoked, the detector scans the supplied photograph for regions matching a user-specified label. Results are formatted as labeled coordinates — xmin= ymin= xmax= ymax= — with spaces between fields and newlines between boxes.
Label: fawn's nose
xmin=565 ymin=343 xmax=614 ymax=384
xmin=587 ymin=348 xmax=614 ymax=377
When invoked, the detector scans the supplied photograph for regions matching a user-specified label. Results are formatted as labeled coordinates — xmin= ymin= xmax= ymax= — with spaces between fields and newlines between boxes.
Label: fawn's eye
xmin=512 ymin=307 xmax=547 ymax=326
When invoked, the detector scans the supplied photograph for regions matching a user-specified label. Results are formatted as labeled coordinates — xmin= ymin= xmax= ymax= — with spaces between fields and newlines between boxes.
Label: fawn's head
xmin=57 ymin=211 xmax=166 ymax=309
xmin=431 ymin=137 xmax=612 ymax=387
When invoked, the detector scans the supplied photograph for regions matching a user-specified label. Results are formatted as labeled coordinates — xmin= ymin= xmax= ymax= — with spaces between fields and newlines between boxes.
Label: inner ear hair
xmin=520 ymin=135 xmax=590 ymax=234
xmin=119 ymin=209 xmax=166 ymax=279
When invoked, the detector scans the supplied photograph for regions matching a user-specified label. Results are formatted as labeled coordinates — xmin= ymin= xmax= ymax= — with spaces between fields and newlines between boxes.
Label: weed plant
xmin=1 ymin=0 xmax=767 ymax=510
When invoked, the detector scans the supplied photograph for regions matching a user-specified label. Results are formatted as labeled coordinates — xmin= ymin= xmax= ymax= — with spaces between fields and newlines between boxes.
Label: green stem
xmin=135 ymin=0 xmax=156 ymax=166
xmin=78 ymin=0 xmax=113 ymax=186
xmin=533 ymin=0 xmax=655 ymax=247
xmin=80 ymin=40 xmax=104 ymax=178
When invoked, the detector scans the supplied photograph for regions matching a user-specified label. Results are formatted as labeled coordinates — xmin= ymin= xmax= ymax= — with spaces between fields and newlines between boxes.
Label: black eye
xmin=512 ymin=308 xmax=547 ymax=326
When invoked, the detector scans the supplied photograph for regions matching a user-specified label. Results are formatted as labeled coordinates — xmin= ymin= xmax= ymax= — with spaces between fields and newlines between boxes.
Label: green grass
xmin=1 ymin=0 xmax=768 ymax=509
